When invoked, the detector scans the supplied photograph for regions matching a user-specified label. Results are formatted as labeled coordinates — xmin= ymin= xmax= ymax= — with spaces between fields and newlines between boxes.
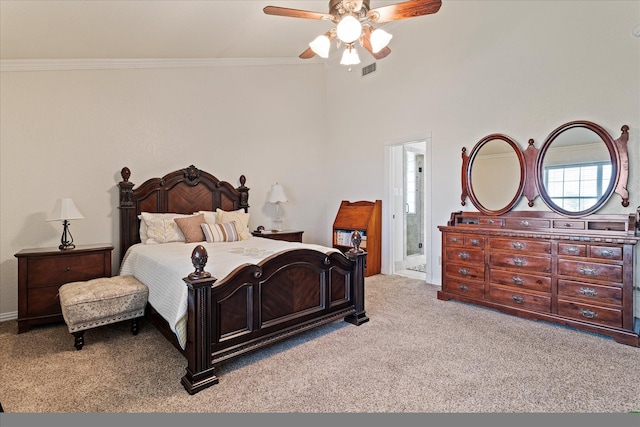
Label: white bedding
xmin=119 ymin=237 xmax=339 ymax=349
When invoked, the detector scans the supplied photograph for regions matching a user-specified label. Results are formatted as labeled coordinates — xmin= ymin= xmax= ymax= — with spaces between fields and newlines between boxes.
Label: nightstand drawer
xmin=27 ymin=253 xmax=107 ymax=288
xmin=27 ymin=286 xmax=61 ymax=317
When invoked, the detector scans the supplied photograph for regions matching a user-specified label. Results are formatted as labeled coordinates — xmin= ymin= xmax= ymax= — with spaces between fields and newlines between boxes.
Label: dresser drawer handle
xmin=580 ymin=308 xmax=597 ymax=319
xmin=578 ymin=267 xmax=597 ymax=276
xmin=579 ymin=287 xmax=598 ymax=297
xmin=469 ymin=239 xmax=480 ymax=246
xmin=563 ymin=223 xmax=573 ymax=228
xmin=458 ymin=268 xmax=470 ymax=276
xmin=487 ymin=219 xmax=495 ymax=224
xmin=511 ymin=276 xmax=525 ymax=285
xmin=512 ymin=257 xmax=526 ymax=267
xmin=511 ymin=242 xmax=524 ymax=250
xmin=512 ymin=295 xmax=525 ymax=304
xmin=458 ymin=252 xmax=470 ymax=260
xmin=65 ymin=267 xmax=71 ymax=272
xmin=450 ymin=237 xmax=459 ymax=243
xmin=564 ymin=246 xmax=579 ymax=255
xmin=598 ymin=249 xmax=615 ymax=257
xmin=459 ymin=285 xmax=469 ymax=292
xmin=520 ymin=220 xmax=530 ymax=227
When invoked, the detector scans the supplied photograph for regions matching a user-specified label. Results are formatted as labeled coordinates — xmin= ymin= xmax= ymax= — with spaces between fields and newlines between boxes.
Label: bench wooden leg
xmin=72 ymin=331 xmax=85 ymax=350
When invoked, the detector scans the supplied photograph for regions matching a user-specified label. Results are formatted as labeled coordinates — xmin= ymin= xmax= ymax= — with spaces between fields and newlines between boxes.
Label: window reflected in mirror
xmin=540 ymin=126 xmax=613 ymax=214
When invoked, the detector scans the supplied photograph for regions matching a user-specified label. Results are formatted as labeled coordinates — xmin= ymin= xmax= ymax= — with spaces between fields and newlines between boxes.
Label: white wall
xmin=1 ymin=1 xmax=639 ymax=320
xmin=0 ymin=63 xmax=328 ymax=319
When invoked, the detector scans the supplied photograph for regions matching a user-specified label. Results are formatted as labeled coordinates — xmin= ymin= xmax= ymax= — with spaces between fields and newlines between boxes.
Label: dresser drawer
xmin=490 ymin=270 xmax=551 ymax=293
xmin=557 ymin=299 xmax=622 ymax=329
xmin=553 ymin=220 xmax=586 ymax=230
xmin=504 ymin=218 xmax=550 ymax=230
xmin=445 ymin=247 xmax=484 ymax=265
xmin=27 ymin=253 xmax=107 ymax=288
xmin=557 ymin=279 xmax=622 ymax=307
xmin=443 ymin=278 xmax=485 ymax=299
xmin=489 ymin=286 xmax=551 ymax=313
xmin=558 ymin=243 xmax=587 ymax=257
xmin=589 ymin=245 xmax=622 ymax=261
xmin=445 ymin=263 xmax=484 ymax=281
xmin=557 ymin=259 xmax=623 ymax=283
xmin=26 ymin=286 xmax=61 ymax=317
xmin=490 ymin=252 xmax=551 ymax=274
xmin=490 ymin=238 xmax=551 ymax=254
xmin=444 ymin=233 xmax=465 ymax=247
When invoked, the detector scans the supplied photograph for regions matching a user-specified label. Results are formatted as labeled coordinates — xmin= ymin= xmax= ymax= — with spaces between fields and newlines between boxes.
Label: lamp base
xmin=59 ymin=220 xmax=76 ymax=250
xmin=59 ymin=243 xmax=76 ymax=251
xmin=271 ymin=218 xmax=283 ymax=232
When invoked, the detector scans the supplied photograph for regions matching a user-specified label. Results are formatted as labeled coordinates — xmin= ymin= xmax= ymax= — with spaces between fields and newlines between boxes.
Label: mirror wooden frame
xmin=461 ymin=121 xmax=630 ymax=217
xmin=461 ymin=134 xmax=526 ymax=216
xmin=536 ymin=120 xmax=629 ymax=218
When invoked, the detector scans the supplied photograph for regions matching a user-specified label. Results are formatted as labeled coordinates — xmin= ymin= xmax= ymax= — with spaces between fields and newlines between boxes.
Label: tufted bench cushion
xmin=59 ymin=275 xmax=148 ymax=350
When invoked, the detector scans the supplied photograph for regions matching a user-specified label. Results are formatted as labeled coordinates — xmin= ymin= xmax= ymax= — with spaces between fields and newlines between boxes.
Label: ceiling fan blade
xmin=299 ymin=48 xmax=316 ymax=59
xmin=263 ymin=6 xmax=333 ymax=21
xmin=366 ymin=0 xmax=442 ymax=23
xmin=361 ymin=27 xmax=392 ymax=60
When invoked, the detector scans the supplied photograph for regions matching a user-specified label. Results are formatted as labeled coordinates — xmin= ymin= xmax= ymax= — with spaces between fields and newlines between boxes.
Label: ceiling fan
xmin=263 ymin=0 xmax=442 ymax=65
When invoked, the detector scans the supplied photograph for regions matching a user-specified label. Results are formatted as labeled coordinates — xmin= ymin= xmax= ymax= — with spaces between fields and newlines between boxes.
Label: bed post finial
xmin=188 ymin=245 xmax=212 ymax=280
xmin=121 ymin=167 xmax=131 ymax=182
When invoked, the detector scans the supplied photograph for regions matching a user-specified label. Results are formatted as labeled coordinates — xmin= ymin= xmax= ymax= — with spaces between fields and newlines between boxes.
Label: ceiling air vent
xmin=362 ymin=63 xmax=376 ymax=77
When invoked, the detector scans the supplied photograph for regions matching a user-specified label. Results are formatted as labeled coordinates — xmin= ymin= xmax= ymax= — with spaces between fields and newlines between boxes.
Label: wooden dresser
xmin=438 ymin=211 xmax=639 ymax=346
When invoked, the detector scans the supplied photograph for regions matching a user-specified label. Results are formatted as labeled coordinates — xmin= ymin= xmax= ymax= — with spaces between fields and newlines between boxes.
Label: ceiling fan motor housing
xmin=329 ymin=0 xmax=371 ymax=23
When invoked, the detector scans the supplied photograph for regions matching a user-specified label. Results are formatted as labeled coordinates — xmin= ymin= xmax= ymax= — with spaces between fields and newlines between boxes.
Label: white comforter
xmin=119 ymin=237 xmax=339 ymax=349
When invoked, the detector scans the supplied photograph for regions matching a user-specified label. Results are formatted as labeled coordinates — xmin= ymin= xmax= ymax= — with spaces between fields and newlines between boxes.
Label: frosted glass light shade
xmin=370 ymin=28 xmax=393 ymax=53
xmin=340 ymin=47 xmax=360 ymax=65
xmin=47 ymin=198 xmax=84 ymax=221
xmin=336 ymin=15 xmax=362 ymax=43
xmin=268 ymin=184 xmax=288 ymax=204
xmin=309 ymin=34 xmax=331 ymax=58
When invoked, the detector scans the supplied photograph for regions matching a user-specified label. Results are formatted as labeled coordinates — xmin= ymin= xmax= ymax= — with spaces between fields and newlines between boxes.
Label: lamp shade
xmin=337 ymin=15 xmax=362 ymax=44
xmin=268 ymin=184 xmax=288 ymax=204
xmin=370 ymin=28 xmax=393 ymax=53
xmin=340 ymin=47 xmax=361 ymax=65
xmin=309 ymin=34 xmax=331 ymax=58
xmin=47 ymin=198 xmax=84 ymax=221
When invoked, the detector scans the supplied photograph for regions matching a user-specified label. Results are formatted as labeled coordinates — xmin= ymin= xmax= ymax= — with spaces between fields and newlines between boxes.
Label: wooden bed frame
xmin=118 ymin=165 xmax=368 ymax=394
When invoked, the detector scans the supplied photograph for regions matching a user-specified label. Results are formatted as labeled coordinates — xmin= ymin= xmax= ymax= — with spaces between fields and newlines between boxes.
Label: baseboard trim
xmin=0 ymin=311 xmax=17 ymax=323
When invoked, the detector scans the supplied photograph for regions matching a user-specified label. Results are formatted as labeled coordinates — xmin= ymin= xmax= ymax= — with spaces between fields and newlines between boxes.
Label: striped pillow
xmin=201 ymin=221 xmax=240 ymax=243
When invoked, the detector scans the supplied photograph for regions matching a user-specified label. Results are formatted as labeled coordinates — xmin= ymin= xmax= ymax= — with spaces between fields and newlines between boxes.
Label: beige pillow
xmin=215 ymin=208 xmax=250 ymax=240
xmin=201 ymin=221 xmax=241 ymax=243
xmin=140 ymin=212 xmax=192 ymax=244
xmin=174 ymin=214 xmax=206 ymax=243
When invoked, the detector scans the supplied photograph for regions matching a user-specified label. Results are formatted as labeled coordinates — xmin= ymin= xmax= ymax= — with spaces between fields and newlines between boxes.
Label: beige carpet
xmin=1 ymin=274 xmax=639 ymax=413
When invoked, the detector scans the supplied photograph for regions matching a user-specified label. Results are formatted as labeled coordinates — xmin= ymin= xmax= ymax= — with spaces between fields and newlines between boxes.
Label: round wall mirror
xmin=537 ymin=121 xmax=618 ymax=217
xmin=466 ymin=134 xmax=525 ymax=215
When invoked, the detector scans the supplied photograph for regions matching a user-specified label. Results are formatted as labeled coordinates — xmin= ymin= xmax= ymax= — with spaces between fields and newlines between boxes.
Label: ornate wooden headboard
xmin=117 ymin=164 xmax=249 ymax=262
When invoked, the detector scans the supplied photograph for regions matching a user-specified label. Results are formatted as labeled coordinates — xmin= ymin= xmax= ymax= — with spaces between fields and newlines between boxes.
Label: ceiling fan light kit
xmin=264 ymin=0 xmax=442 ymax=66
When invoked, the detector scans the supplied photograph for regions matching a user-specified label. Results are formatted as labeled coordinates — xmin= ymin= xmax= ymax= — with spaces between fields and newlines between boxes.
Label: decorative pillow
xmin=139 ymin=212 xmax=192 ymax=244
xmin=216 ymin=208 xmax=250 ymax=240
xmin=174 ymin=214 xmax=206 ymax=243
xmin=138 ymin=214 xmax=147 ymax=242
xmin=201 ymin=221 xmax=241 ymax=243
xmin=196 ymin=210 xmax=218 ymax=226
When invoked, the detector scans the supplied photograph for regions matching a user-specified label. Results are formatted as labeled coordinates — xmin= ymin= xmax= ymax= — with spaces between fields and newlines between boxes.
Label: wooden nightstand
xmin=251 ymin=230 xmax=304 ymax=243
xmin=15 ymin=244 xmax=113 ymax=333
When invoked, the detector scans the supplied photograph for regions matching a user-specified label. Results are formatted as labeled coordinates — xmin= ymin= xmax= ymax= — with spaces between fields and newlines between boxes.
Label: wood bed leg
xmin=344 ymin=250 xmax=369 ymax=326
xmin=181 ymin=245 xmax=219 ymax=395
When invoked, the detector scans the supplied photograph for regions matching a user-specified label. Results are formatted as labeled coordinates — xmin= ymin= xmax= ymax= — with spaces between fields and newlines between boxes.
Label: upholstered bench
xmin=59 ymin=275 xmax=148 ymax=350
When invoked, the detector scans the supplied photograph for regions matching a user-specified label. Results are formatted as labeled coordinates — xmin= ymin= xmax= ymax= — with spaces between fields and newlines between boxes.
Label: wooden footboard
xmin=180 ymin=245 xmax=368 ymax=395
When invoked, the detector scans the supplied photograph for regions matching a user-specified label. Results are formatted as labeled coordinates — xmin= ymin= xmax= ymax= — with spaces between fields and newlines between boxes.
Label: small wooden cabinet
xmin=332 ymin=200 xmax=382 ymax=277
xmin=251 ymin=230 xmax=303 ymax=243
xmin=438 ymin=211 xmax=639 ymax=346
xmin=15 ymin=244 xmax=113 ymax=333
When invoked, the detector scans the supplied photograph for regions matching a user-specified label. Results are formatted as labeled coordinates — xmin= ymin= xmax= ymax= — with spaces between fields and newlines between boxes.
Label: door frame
xmin=383 ymin=133 xmax=433 ymax=282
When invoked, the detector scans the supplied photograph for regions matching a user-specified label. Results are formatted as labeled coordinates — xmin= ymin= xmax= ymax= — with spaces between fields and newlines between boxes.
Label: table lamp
xmin=47 ymin=198 xmax=84 ymax=250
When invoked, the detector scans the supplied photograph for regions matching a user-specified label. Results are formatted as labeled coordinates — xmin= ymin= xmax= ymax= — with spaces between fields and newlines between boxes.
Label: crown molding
xmin=0 ymin=57 xmax=320 ymax=72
